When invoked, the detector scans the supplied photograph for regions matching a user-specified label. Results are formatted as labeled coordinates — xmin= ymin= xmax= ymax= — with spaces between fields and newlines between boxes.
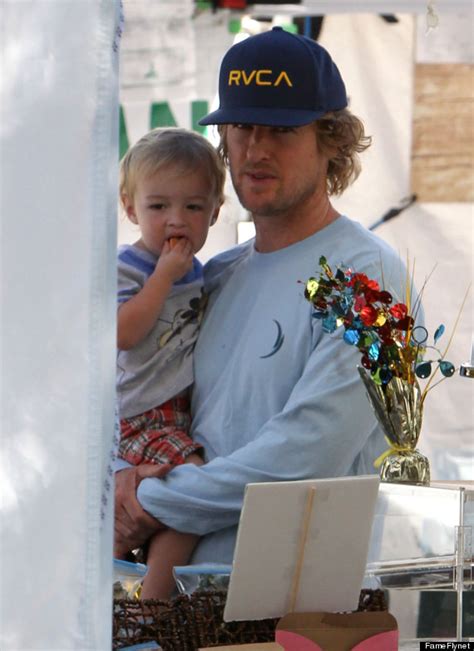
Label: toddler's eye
xmin=187 ymin=204 xmax=204 ymax=211
xmin=149 ymin=203 xmax=165 ymax=210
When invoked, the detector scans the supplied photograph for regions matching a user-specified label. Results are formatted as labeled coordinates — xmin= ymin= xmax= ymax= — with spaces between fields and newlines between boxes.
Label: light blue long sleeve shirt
xmin=127 ymin=216 xmax=405 ymax=563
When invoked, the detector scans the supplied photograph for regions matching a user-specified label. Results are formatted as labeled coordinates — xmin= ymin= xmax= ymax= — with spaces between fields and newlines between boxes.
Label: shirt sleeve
xmin=117 ymin=260 xmax=142 ymax=305
xmin=137 ymin=329 xmax=381 ymax=536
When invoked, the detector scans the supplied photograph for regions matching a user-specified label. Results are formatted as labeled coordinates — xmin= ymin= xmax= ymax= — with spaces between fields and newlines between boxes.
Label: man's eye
xmin=273 ymin=126 xmax=296 ymax=134
xmin=232 ymin=123 xmax=251 ymax=130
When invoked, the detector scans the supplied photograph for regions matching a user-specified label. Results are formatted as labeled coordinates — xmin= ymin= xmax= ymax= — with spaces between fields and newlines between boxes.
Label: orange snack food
xmin=169 ymin=237 xmax=180 ymax=248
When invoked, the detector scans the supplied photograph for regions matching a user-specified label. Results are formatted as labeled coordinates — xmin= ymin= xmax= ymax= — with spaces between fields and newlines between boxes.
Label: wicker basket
xmin=113 ymin=588 xmax=387 ymax=650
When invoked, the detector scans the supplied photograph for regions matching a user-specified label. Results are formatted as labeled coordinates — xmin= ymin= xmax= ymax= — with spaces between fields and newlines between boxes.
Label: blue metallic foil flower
xmin=304 ymin=256 xmax=455 ymax=390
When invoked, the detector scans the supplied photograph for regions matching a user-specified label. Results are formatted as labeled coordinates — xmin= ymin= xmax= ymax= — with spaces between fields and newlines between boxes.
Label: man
xmin=114 ymin=27 xmax=402 ymax=565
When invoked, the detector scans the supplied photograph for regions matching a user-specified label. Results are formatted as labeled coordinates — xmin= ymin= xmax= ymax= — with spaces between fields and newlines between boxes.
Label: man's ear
xmin=210 ymin=206 xmax=221 ymax=226
xmin=121 ymin=195 xmax=138 ymax=224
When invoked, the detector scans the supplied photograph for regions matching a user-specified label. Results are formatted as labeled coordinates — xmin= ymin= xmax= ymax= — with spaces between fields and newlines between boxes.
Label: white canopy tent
xmin=1 ymin=1 xmax=472 ymax=648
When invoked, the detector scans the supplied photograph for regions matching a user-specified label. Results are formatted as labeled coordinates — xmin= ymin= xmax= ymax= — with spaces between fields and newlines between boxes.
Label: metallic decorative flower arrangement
xmin=304 ymin=256 xmax=462 ymax=485
xmin=304 ymin=256 xmax=455 ymax=398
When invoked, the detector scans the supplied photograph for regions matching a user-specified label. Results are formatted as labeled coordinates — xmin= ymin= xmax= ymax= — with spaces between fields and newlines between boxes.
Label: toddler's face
xmin=124 ymin=164 xmax=219 ymax=257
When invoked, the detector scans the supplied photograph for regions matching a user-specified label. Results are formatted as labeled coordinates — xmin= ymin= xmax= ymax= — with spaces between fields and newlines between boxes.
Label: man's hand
xmin=114 ymin=464 xmax=171 ymax=555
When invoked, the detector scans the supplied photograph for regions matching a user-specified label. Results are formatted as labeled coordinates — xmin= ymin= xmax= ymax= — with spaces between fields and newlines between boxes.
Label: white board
xmin=224 ymin=476 xmax=380 ymax=621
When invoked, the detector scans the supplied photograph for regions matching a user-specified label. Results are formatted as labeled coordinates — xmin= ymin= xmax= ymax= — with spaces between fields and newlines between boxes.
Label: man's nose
xmin=246 ymin=126 xmax=271 ymax=162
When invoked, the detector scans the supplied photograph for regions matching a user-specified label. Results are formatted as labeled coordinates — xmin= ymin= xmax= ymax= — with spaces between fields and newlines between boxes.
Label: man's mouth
xmin=245 ymin=170 xmax=277 ymax=181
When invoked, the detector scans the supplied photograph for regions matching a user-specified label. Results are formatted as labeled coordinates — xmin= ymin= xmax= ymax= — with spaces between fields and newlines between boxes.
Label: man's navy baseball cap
xmin=199 ymin=26 xmax=347 ymax=128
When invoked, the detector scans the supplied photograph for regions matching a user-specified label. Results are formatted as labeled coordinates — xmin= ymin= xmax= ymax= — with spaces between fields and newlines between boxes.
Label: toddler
xmin=115 ymin=127 xmax=225 ymax=599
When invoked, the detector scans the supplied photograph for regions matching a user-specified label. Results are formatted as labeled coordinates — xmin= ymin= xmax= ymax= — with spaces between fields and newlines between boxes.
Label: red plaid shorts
xmin=119 ymin=394 xmax=203 ymax=466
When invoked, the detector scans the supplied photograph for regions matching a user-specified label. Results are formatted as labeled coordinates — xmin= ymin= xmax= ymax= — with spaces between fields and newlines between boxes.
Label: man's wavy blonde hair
xmin=315 ymin=109 xmax=371 ymax=195
xmin=217 ymin=109 xmax=371 ymax=196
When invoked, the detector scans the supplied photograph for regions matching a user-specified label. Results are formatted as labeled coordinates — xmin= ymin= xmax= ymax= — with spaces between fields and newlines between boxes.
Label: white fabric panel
xmin=416 ymin=11 xmax=474 ymax=63
xmin=119 ymin=0 xmax=196 ymax=132
xmin=0 ymin=1 xmax=120 ymax=649
xmin=118 ymin=1 xmax=242 ymax=252
xmin=324 ymin=13 xmax=414 ymax=222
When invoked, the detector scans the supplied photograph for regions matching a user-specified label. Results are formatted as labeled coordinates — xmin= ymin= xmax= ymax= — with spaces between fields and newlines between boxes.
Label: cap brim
xmin=198 ymin=106 xmax=329 ymax=127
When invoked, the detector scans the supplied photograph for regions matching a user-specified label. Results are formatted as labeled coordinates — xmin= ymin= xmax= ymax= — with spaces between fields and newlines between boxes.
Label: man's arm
xmin=137 ymin=330 xmax=382 ymax=536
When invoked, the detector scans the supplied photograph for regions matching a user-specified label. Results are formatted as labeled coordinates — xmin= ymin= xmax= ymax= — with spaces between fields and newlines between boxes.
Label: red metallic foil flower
xmin=360 ymin=305 xmax=379 ymax=326
xmin=303 ymin=256 xmax=458 ymax=392
xmin=389 ymin=303 xmax=408 ymax=320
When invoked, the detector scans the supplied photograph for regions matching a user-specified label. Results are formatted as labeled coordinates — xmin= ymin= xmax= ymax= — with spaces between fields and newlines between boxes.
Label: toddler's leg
xmin=140 ymin=529 xmax=199 ymax=600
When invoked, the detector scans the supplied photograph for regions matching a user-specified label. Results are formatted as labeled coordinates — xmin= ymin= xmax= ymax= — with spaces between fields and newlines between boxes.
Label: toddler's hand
xmin=155 ymin=237 xmax=194 ymax=283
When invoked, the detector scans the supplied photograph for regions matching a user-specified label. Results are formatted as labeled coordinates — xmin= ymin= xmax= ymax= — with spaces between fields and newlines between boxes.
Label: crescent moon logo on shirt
xmin=260 ymin=319 xmax=285 ymax=359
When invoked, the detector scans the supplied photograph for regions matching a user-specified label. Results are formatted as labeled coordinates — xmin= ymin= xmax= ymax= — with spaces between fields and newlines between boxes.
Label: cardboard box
xmin=199 ymin=644 xmax=283 ymax=651
xmin=275 ymin=611 xmax=398 ymax=650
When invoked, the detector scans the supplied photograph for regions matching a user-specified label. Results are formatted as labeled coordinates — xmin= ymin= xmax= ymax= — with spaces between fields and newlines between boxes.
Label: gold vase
xmin=358 ymin=367 xmax=430 ymax=486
